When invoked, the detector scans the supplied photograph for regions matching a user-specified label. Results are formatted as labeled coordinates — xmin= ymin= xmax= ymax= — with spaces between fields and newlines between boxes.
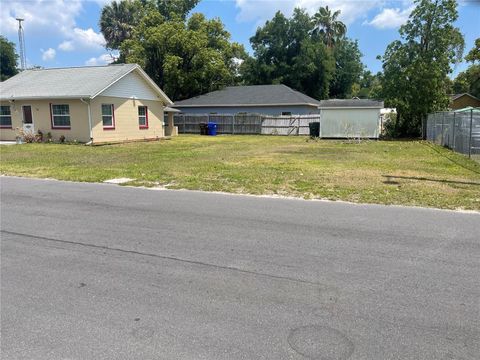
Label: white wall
xmin=320 ymin=108 xmax=381 ymax=138
xmin=100 ymin=71 xmax=161 ymax=101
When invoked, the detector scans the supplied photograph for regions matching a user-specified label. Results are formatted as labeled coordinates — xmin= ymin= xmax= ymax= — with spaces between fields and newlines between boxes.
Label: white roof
xmin=0 ymin=64 xmax=172 ymax=104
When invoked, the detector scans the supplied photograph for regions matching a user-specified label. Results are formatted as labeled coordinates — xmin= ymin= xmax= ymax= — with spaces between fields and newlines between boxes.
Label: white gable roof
xmin=0 ymin=64 xmax=172 ymax=105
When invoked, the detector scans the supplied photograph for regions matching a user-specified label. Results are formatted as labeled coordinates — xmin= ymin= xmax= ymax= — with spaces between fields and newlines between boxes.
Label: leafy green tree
xmin=465 ymin=38 xmax=480 ymax=63
xmin=290 ymin=35 xmax=335 ymax=99
xmin=355 ymin=71 xmax=383 ymax=99
xmin=379 ymin=0 xmax=464 ymax=137
xmin=0 ymin=36 xmax=18 ymax=81
xmin=462 ymin=65 xmax=480 ymax=98
xmin=452 ymin=72 xmax=469 ymax=93
xmin=329 ymin=39 xmax=363 ymax=98
xmin=312 ymin=6 xmax=346 ymax=48
xmin=452 ymin=39 xmax=480 ymax=98
xmin=242 ymin=9 xmax=335 ymax=99
xmin=99 ymin=0 xmax=199 ymax=52
xmin=122 ymin=12 xmax=246 ymax=100
xmin=245 ymin=11 xmax=291 ymax=85
xmin=155 ymin=0 xmax=199 ymax=20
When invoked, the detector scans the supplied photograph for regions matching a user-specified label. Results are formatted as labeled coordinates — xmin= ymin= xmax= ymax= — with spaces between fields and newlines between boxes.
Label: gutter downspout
xmin=80 ymin=98 xmax=93 ymax=145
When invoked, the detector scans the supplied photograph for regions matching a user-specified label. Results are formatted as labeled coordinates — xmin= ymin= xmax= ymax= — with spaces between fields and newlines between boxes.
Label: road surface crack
xmin=1 ymin=229 xmax=321 ymax=287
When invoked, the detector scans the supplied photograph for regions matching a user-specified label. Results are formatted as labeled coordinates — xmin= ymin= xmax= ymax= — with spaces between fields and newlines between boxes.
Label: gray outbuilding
xmin=319 ymin=99 xmax=384 ymax=138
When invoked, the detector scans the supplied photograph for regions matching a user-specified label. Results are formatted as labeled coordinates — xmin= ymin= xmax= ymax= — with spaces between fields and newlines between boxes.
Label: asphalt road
xmin=1 ymin=176 xmax=479 ymax=360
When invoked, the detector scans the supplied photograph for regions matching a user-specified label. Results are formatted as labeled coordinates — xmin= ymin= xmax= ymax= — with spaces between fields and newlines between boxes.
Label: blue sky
xmin=1 ymin=0 xmax=478 ymax=76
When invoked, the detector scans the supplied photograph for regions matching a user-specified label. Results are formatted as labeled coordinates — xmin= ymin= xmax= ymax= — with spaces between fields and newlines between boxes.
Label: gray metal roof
xmin=0 ymin=64 xmax=172 ymax=104
xmin=173 ymin=85 xmax=321 ymax=107
xmin=319 ymin=99 xmax=384 ymax=108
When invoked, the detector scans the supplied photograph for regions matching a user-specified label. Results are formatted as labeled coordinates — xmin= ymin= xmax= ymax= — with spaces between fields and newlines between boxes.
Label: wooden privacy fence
xmin=173 ymin=114 xmax=320 ymax=136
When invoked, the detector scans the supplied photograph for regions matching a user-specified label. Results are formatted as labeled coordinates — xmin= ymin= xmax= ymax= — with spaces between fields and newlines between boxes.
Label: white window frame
xmin=50 ymin=104 xmax=71 ymax=129
xmin=138 ymin=106 xmax=148 ymax=129
xmin=0 ymin=105 xmax=12 ymax=128
xmin=102 ymin=104 xmax=115 ymax=129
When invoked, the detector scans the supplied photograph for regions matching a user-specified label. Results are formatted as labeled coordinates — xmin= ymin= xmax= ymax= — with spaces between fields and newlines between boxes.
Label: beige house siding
xmin=1 ymin=97 xmax=166 ymax=143
xmin=0 ymin=99 xmax=90 ymax=142
xmin=90 ymin=96 xmax=165 ymax=143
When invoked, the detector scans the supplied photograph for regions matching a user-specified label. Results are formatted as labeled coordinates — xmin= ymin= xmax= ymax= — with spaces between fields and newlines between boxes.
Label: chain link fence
xmin=426 ymin=109 xmax=480 ymax=161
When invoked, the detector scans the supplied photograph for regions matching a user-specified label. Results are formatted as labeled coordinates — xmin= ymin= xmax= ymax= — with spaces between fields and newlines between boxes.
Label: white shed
xmin=319 ymin=99 xmax=384 ymax=138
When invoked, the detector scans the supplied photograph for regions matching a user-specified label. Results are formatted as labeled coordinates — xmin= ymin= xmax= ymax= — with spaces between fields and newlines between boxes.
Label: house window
xmin=51 ymin=104 xmax=71 ymax=128
xmin=102 ymin=104 xmax=115 ymax=129
xmin=138 ymin=106 xmax=148 ymax=129
xmin=0 ymin=105 xmax=12 ymax=128
xmin=281 ymin=112 xmax=292 ymax=116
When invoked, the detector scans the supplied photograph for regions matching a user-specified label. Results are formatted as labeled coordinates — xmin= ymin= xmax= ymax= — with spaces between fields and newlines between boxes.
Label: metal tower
xmin=16 ymin=18 xmax=26 ymax=70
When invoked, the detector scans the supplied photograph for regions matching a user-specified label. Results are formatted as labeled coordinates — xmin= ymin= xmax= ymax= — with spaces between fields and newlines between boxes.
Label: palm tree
xmin=99 ymin=0 xmax=138 ymax=50
xmin=312 ymin=6 xmax=347 ymax=48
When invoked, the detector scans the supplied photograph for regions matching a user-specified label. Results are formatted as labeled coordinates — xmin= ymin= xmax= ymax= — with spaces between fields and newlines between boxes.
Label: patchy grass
xmin=1 ymin=135 xmax=479 ymax=210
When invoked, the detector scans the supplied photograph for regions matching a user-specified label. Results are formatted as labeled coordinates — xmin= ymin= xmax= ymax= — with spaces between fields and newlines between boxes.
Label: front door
xmin=22 ymin=105 xmax=34 ymax=134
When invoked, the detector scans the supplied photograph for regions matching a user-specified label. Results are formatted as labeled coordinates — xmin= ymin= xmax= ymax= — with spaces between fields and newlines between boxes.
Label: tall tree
xmin=329 ymin=39 xmax=363 ymax=98
xmin=245 ymin=11 xmax=291 ymax=85
xmin=122 ymin=12 xmax=246 ymax=100
xmin=99 ymin=0 xmax=141 ymax=50
xmin=312 ymin=6 xmax=346 ymax=48
xmin=242 ymin=8 xmax=335 ymax=100
xmin=465 ymin=38 xmax=480 ymax=63
xmin=379 ymin=0 xmax=464 ymax=137
xmin=453 ymin=39 xmax=480 ymax=98
xmin=0 ymin=36 xmax=18 ymax=81
xmin=155 ymin=0 xmax=199 ymax=20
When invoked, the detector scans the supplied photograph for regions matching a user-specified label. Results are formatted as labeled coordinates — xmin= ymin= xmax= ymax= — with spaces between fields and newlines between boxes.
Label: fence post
xmin=183 ymin=114 xmax=186 ymax=133
xmin=432 ymin=113 xmax=436 ymax=141
xmin=441 ymin=112 xmax=445 ymax=146
xmin=468 ymin=109 xmax=473 ymax=158
xmin=422 ymin=116 xmax=426 ymax=140
xmin=232 ymin=115 xmax=235 ymax=135
xmin=452 ymin=111 xmax=456 ymax=151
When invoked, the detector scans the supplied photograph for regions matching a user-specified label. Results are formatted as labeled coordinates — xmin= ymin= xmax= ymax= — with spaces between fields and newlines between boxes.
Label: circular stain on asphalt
xmin=288 ymin=325 xmax=354 ymax=360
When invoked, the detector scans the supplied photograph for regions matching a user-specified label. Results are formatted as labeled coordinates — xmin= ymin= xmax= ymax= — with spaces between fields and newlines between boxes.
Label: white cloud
xmin=364 ymin=6 xmax=414 ymax=29
xmin=59 ymin=41 xmax=74 ymax=52
xmin=0 ymin=1 xmax=106 ymax=58
xmin=65 ymin=27 xmax=106 ymax=51
xmin=0 ymin=0 xmax=83 ymax=36
xmin=41 ymin=48 xmax=56 ymax=61
xmin=235 ymin=0 xmax=384 ymax=26
xmin=85 ymin=53 xmax=116 ymax=66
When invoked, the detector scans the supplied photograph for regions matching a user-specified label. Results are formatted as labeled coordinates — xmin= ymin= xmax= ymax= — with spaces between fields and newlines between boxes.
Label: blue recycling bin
xmin=207 ymin=122 xmax=217 ymax=136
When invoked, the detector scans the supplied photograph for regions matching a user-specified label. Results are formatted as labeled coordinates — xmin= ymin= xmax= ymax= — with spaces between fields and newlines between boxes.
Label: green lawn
xmin=1 ymin=135 xmax=479 ymax=210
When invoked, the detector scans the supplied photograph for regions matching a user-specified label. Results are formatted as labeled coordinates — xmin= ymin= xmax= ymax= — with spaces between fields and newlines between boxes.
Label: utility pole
xmin=16 ymin=18 xmax=26 ymax=70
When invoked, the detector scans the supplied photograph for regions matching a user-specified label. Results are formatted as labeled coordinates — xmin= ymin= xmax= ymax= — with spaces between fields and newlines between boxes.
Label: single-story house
xmin=449 ymin=93 xmax=480 ymax=110
xmin=173 ymin=84 xmax=321 ymax=115
xmin=319 ymin=99 xmax=384 ymax=138
xmin=0 ymin=64 xmax=178 ymax=143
